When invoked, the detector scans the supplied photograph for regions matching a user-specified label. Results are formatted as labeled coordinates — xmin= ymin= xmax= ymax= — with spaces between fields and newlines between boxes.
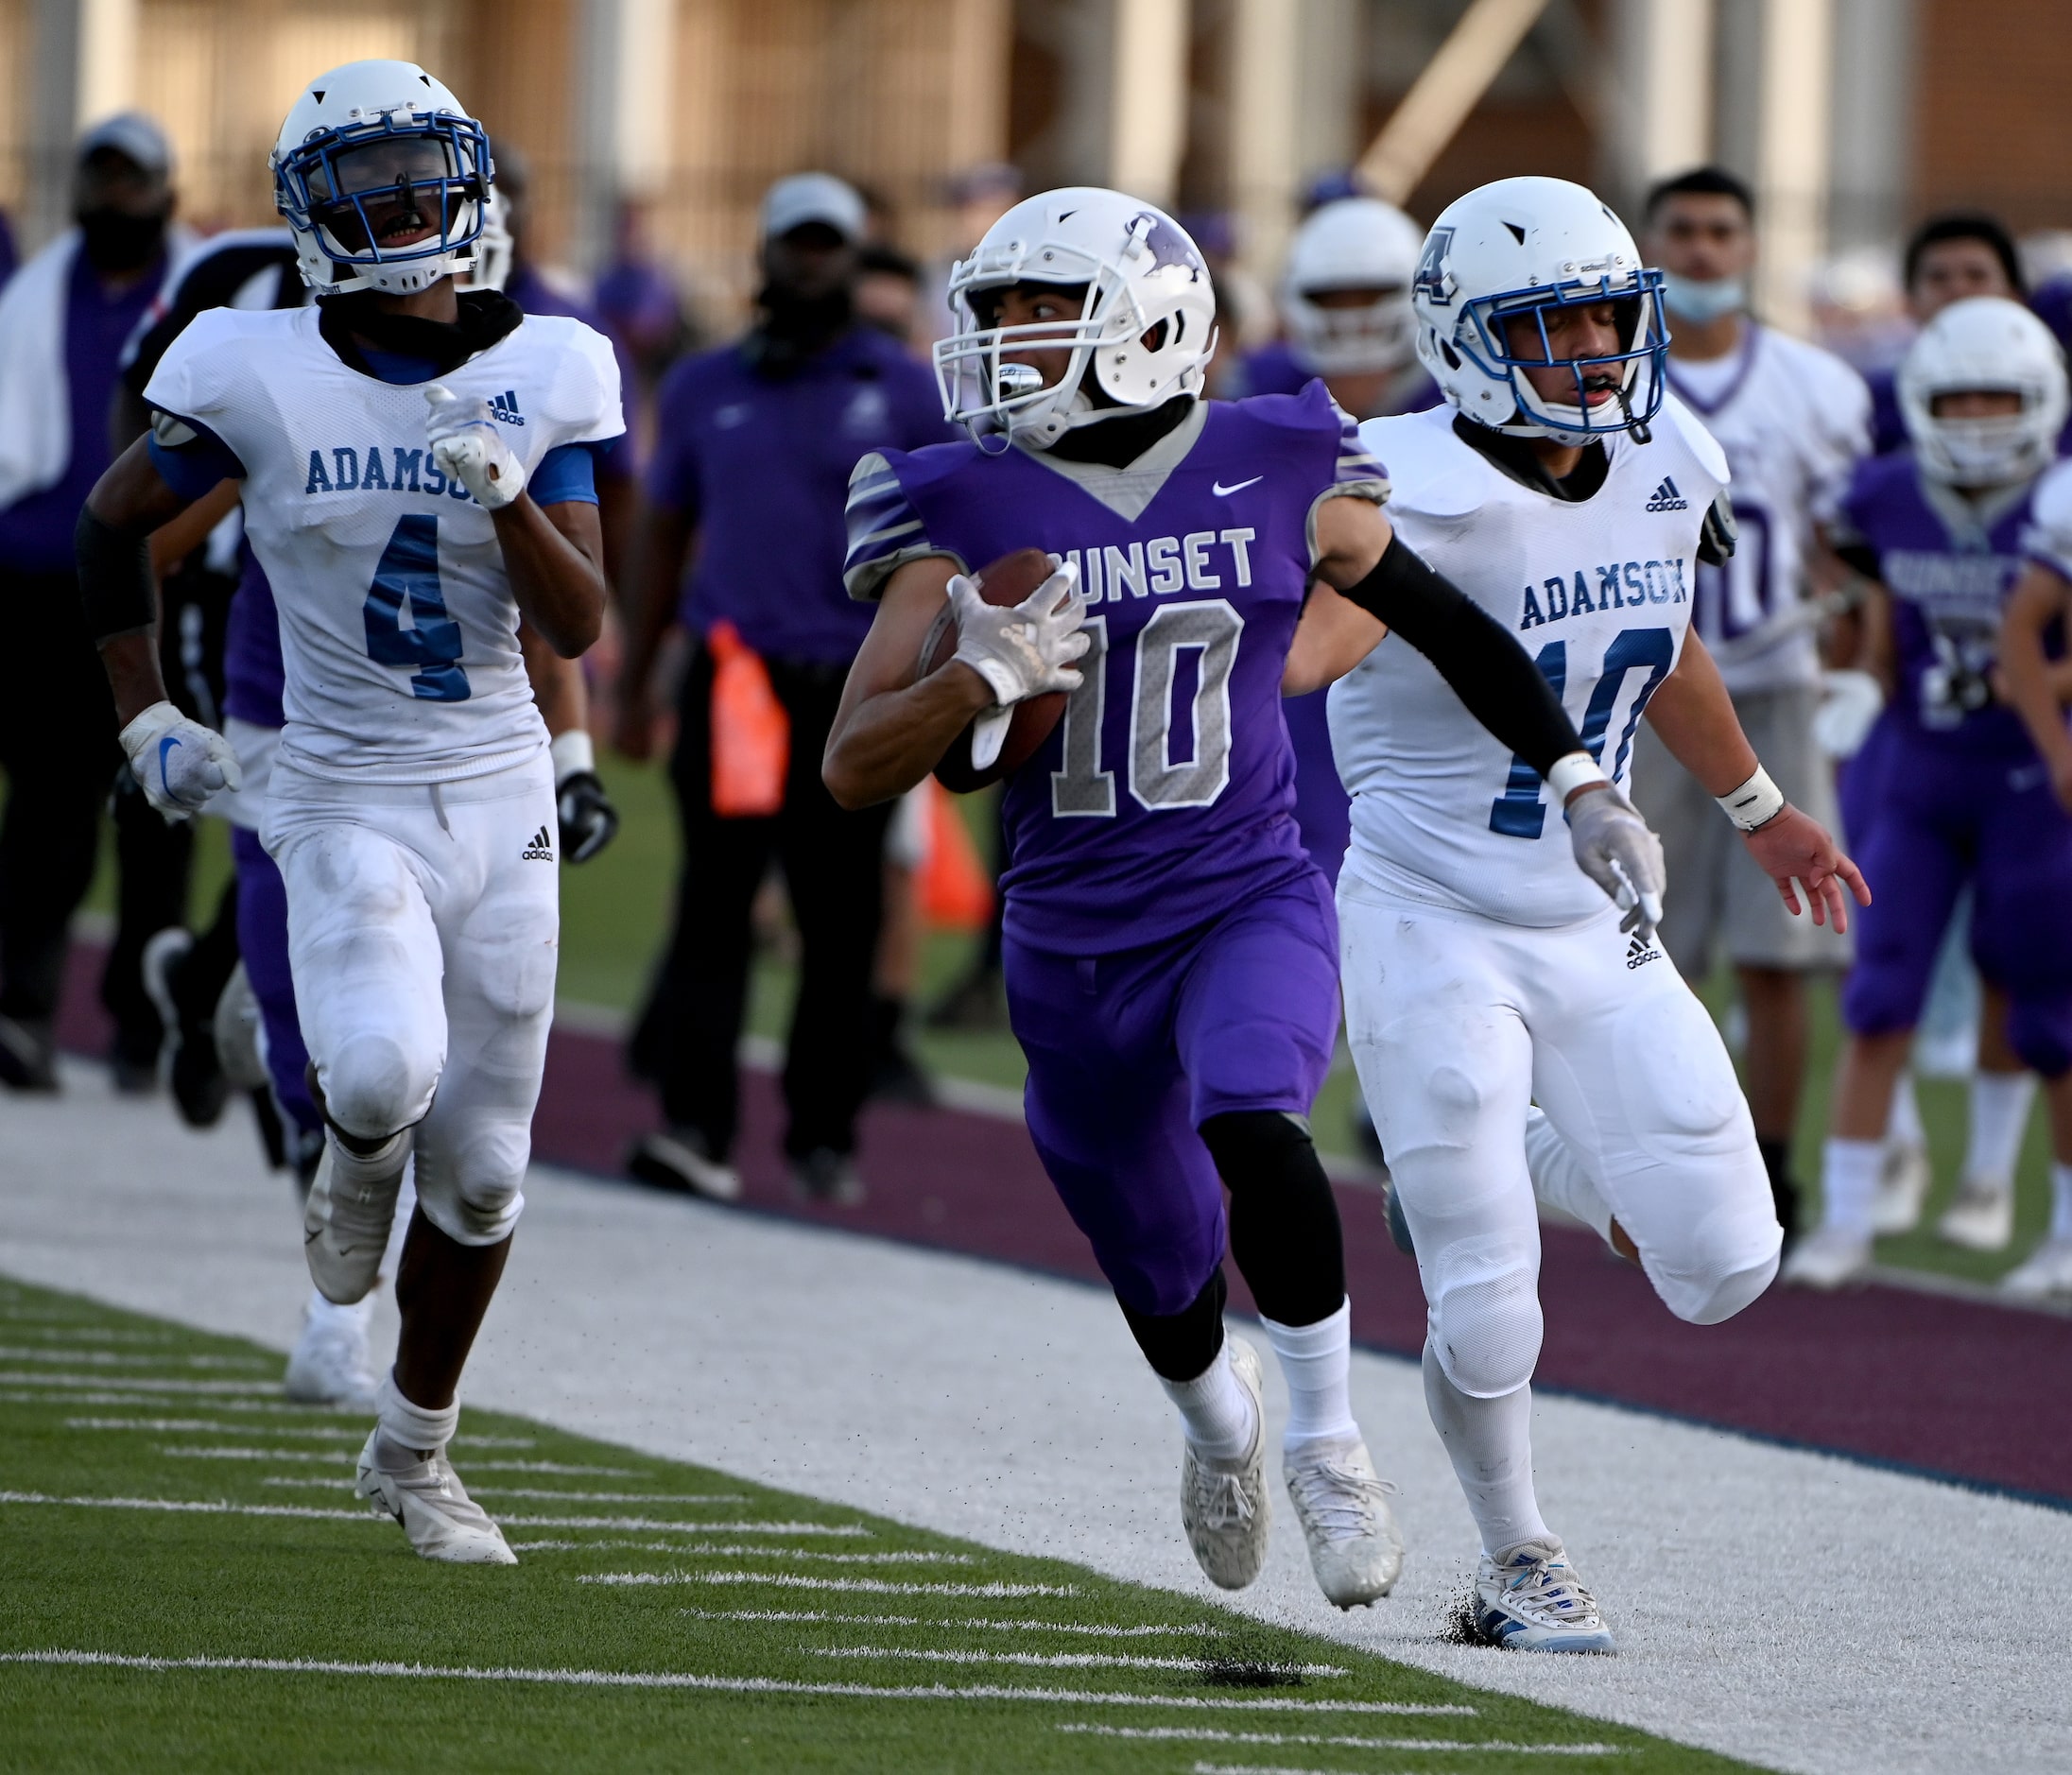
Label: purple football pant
xmin=232 ymin=825 xmax=319 ymax=1135
xmin=1841 ymin=728 xmax=2072 ymax=1077
xmin=1007 ymin=870 xmax=1340 ymax=1317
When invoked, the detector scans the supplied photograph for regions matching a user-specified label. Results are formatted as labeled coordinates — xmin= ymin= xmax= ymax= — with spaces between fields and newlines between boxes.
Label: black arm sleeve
xmin=76 ymin=506 xmax=156 ymax=643
xmin=1338 ymin=534 xmax=1585 ymax=777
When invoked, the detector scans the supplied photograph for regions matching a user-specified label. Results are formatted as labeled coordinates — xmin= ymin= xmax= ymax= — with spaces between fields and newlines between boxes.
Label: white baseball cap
xmin=78 ymin=112 xmax=174 ymax=178
xmin=760 ymin=172 xmax=866 ymax=244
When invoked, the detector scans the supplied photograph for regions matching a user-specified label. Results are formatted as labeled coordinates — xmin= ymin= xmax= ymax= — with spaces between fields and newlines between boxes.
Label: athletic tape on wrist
xmin=1718 ymin=764 xmax=1786 ymax=831
xmin=549 ymin=729 xmax=596 ymax=783
xmin=1546 ymin=750 xmax=1609 ymax=806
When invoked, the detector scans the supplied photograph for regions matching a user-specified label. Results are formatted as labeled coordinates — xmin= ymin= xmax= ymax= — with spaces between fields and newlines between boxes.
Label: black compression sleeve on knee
xmin=76 ymin=505 xmax=156 ymax=644
xmin=1200 ymin=1111 xmax=1346 ymax=1327
xmin=1338 ymin=535 xmax=1585 ymax=778
xmin=1118 ymin=1268 xmax=1227 ymax=1383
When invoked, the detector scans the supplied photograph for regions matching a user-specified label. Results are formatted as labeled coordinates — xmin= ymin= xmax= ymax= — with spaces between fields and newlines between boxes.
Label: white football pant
xmin=1338 ymin=879 xmax=1780 ymax=1402
xmin=264 ymin=752 xmax=559 ymax=1248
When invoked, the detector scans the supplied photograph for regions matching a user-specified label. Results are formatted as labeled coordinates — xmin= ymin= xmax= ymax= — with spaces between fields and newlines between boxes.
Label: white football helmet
xmin=460 ymin=188 xmax=512 ymax=293
xmin=1411 ymin=176 xmax=1668 ymax=446
xmin=933 ymin=187 xmax=1217 ymax=448
xmin=1280 ymin=198 xmax=1423 ymax=375
xmin=272 ymin=60 xmax=492 ymax=296
xmin=1899 ymin=295 xmax=2067 ymax=486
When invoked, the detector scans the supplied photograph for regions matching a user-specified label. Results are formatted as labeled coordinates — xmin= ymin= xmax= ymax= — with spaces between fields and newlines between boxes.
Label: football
xmin=916 ymin=547 xmax=1072 ymax=793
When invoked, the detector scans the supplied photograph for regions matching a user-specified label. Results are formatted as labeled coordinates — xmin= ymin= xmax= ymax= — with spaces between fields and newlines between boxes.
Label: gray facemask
xmin=1661 ymin=273 xmax=1745 ymax=325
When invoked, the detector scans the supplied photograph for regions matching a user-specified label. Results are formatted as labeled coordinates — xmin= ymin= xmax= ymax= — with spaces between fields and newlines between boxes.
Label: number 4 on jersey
xmin=364 ymin=513 xmax=471 ymax=702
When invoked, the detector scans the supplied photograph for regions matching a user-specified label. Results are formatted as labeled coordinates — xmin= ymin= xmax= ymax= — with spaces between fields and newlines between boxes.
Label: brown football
xmin=917 ymin=547 xmax=1070 ymax=793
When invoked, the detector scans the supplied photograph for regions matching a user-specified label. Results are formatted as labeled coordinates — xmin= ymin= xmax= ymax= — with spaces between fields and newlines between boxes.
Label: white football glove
xmin=1566 ymin=783 xmax=1667 ymax=942
xmin=949 ymin=560 xmax=1090 ymax=708
xmin=1814 ymin=668 xmax=1885 ymax=760
xmin=118 ymin=700 xmax=242 ymax=822
xmin=424 ymin=384 xmax=526 ymax=510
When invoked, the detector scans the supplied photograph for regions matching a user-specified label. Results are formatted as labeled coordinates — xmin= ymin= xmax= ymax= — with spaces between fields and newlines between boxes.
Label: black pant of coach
xmin=632 ymin=644 xmax=892 ymax=1164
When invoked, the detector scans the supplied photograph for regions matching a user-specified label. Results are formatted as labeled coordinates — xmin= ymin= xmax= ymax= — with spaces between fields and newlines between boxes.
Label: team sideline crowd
xmin=7 ymin=52 xmax=2072 ymax=1658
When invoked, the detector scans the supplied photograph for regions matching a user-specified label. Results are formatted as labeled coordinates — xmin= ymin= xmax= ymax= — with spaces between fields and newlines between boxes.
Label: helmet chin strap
xmin=1614 ymin=383 xmax=1652 ymax=446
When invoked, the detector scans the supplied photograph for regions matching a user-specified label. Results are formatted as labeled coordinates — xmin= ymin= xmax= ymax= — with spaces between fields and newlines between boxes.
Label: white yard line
xmin=1062 ymin=1725 xmax=1619 ymax=1753
xmin=511 ymin=1543 xmax=964 ymax=1562
xmin=0 ymin=1490 xmax=374 ymax=1523
xmin=798 ymin=1645 xmax=1349 ymax=1676
xmin=582 ymin=1572 xmax=1076 ymax=1597
xmin=678 ymin=1609 xmax=1249 ymax=1644
xmin=0 ymin=1371 xmax=277 ymax=1393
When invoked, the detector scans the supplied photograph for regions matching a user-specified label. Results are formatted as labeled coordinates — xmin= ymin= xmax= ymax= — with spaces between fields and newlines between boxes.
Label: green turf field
xmin=79 ymin=756 xmax=2063 ymax=1283
xmin=0 ymin=1276 xmax=1757 ymax=1774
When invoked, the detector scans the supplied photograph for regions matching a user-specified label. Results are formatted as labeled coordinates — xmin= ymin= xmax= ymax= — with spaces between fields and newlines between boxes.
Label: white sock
xmin=1261 ymin=1299 xmax=1355 ymax=1449
xmin=1820 ymin=1138 xmax=1883 ymax=1237
xmin=1158 ymin=1341 xmax=1257 ymax=1462
xmin=1523 ymin=1107 xmax=1614 ymax=1243
xmin=1888 ymin=1074 xmax=1925 ymax=1147
xmin=328 ymin=1126 xmax=411 ymax=1189
xmin=2051 ymin=1163 xmax=2072 ymax=1242
xmin=1964 ymin=1072 xmax=2036 ymax=1189
xmin=1422 ymin=1342 xmax=1548 ymax=1557
xmin=375 ymin=1368 xmax=458 ymax=1465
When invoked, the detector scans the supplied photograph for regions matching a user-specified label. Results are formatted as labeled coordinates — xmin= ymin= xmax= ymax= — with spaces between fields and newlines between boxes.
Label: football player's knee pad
xmin=1424 ymin=1231 xmax=1543 ymax=1399
xmin=1366 ymin=1043 xmax=1513 ymax=1166
xmin=319 ymin=1030 xmax=438 ymax=1143
xmin=2007 ymin=994 xmax=2072 ymax=1082
xmin=413 ymin=1132 xmax=527 ymax=1247
xmin=1644 ymin=1187 xmax=1782 ymax=1325
xmin=1608 ymin=983 xmax=1751 ymax=1165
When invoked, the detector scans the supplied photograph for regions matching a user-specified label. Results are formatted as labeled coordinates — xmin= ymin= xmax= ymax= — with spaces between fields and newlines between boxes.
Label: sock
xmin=1260 ymin=1298 xmax=1355 ymax=1449
xmin=1820 ymin=1138 xmax=1882 ymax=1237
xmin=2051 ymin=1163 xmax=2072 ymax=1242
xmin=1888 ymin=1074 xmax=1925 ymax=1147
xmin=305 ymin=1287 xmax=373 ymax=1332
xmin=1422 ymin=1342 xmax=1549 ymax=1557
xmin=1158 ymin=1342 xmax=1257 ymax=1462
xmin=1964 ymin=1071 xmax=2036 ymax=1189
xmin=375 ymin=1368 xmax=458 ymax=1465
xmin=1522 ymin=1107 xmax=1614 ymax=1243
xmin=328 ymin=1126 xmax=411 ymax=1189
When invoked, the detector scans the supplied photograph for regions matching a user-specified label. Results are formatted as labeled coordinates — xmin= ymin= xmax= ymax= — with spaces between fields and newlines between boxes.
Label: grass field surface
xmin=0 ymin=1276 xmax=1762 ymax=1774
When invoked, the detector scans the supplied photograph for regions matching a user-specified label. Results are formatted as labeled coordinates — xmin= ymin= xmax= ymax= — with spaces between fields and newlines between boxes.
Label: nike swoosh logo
xmin=157 ymin=733 xmax=181 ymax=789
xmin=1211 ymin=476 xmax=1263 ymax=496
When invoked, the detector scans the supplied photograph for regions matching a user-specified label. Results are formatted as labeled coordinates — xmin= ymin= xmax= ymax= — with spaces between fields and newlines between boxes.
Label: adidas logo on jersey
xmin=520 ymin=824 xmax=555 ymax=861
xmin=1626 ymin=932 xmax=1663 ymax=970
xmin=1644 ymin=476 xmax=1688 ymax=512
xmin=489 ymin=390 xmax=526 ymax=426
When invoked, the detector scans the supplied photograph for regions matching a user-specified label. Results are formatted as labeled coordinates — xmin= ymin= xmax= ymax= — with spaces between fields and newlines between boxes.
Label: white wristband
xmin=1545 ymin=750 xmax=1608 ymax=807
xmin=1718 ymin=764 xmax=1785 ymax=831
xmin=550 ymin=729 xmax=596 ymax=784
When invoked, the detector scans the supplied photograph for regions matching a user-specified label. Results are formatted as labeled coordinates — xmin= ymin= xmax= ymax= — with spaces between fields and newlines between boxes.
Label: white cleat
xmin=1781 ymin=1224 xmax=1873 ymax=1289
xmin=1938 ymin=1177 xmax=2014 ymax=1251
xmin=303 ymin=1135 xmax=408 ymax=1305
xmin=1179 ymin=1337 xmax=1270 ymax=1591
xmin=2001 ymin=1236 xmax=2072 ymax=1301
xmin=1284 ymin=1433 xmax=1403 ymax=1608
xmin=1474 ymin=1538 xmax=1615 ymax=1653
xmin=1873 ymin=1138 xmax=1933 ymax=1234
xmin=284 ymin=1292 xmax=378 ymax=1406
xmin=355 ymin=1430 xmax=517 ymax=1565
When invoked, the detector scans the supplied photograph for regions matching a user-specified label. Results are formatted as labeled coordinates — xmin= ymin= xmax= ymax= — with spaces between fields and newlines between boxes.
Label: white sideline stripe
xmin=0 ymin=1649 xmax=1513 ymax=1715
xmin=0 ymin=1346 xmax=268 ymax=1370
xmin=582 ymin=1572 xmax=1077 ymax=1598
xmin=1058 ymin=1723 xmax=1620 ymax=1753
xmin=495 ymin=1516 xmax=871 ymax=1536
xmin=800 ymin=1645 xmax=1348 ymax=1677
xmin=155 ymin=1449 xmax=636 ymax=1475
xmin=4 ymin=1390 xmax=353 ymax=1414
xmin=0 ymin=1490 xmax=372 ymax=1523
xmin=67 ymin=1419 xmax=536 ymax=1448
xmin=678 ymin=1610 xmax=1245 ymax=1644
xmin=161 ymin=1447 xmax=341 ymax=1463
xmin=1190 ymin=1766 xmax=1382 ymax=1775
xmin=512 ymin=1542 xmax=960 ymax=1562
xmin=12 ymin=1327 xmax=170 ymax=1344
xmin=259 ymin=1478 xmax=747 ymax=1505
xmin=0 ymin=1372 xmax=276 ymax=1393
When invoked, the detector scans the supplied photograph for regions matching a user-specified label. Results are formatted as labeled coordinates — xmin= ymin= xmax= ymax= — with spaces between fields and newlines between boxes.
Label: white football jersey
xmin=1331 ymin=397 xmax=1728 ymax=927
xmin=144 ymin=305 xmax=622 ymax=783
xmin=1665 ymin=324 xmax=1869 ymax=696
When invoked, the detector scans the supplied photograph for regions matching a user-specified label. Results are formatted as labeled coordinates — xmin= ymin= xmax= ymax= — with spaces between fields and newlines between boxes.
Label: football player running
xmin=1793 ymin=298 xmax=2072 ymax=1291
xmin=76 ymin=60 xmax=623 ymax=1563
xmin=1331 ymin=179 xmax=1867 ymax=1649
xmin=825 ymin=188 xmax=1665 ymax=1608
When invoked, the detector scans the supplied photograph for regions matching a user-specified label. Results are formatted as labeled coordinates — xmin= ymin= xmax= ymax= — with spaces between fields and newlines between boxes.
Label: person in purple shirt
xmin=824 ymin=187 xmax=1654 ymax=1608
xmin=1790 ymin=297 xmax=2072 ymax=1288
xmin=0 ymin=113 xmax=181 ymax=1092
xmin=1867 ymin=214 xmax=2028 ymax=456
xmin=615 ymin=173 xmax=953 ymax=1206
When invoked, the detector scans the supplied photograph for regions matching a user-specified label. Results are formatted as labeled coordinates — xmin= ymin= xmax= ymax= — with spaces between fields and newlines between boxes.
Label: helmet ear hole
xmin=1440 ymin=337 xmax=1461 ymax=371
xmin=1142 ymin=319 xmax=1169 ymax=353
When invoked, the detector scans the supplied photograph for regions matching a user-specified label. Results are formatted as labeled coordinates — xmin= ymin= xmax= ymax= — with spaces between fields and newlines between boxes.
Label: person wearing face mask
xmin=0 ymin=113 xmax=189 ymax=1092
xmin=614 ymin=173 xmax=954 ymax=1206
xmin=1628 ymin=166 xmax=1872 ymax=1249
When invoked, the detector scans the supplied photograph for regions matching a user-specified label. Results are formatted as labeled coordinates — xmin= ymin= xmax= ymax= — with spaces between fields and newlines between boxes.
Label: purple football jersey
xmin=1232 ymin=341 xmax=1442 ymax=418
xmin=1839 ymin=453 xmax=2051 ymax=753
xmin=845 ymin=384 xmax=1387 ymax=953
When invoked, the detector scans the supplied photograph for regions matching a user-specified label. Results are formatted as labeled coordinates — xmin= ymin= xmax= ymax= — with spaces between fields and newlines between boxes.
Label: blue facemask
xmin=1661 ymin=273 xmax=1746 ymax=324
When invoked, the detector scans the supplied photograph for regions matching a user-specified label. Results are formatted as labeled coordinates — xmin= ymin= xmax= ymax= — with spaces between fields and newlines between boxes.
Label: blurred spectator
xmin=615 ymin=173 xmax=953 ymax=1203
xmin=1867 ymin=213 xmax=2025 ymax=454
xmin=595 ymin=200 xmax=692 ymax=398
xmin=1806 ymin=247 xmax=1911 ymax=377
xmin=0 ymin=114 xmax=188 ymax=1092
xmin=0 ymin=207 xmax=16 ymax=291
xmin=920 ymin=163 xmax=1021 ymax=343
xmin=855 ymin=242 xmax=924 ymax=347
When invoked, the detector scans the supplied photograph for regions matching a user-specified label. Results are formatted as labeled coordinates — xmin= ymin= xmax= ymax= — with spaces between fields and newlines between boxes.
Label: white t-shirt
xmin=1330 ymin=397 xmax=1729 ymax=928
xmin=1664 ymin=323 xmax=1871 ymax=696
xmin=144 ymin=305 xmax=623 ymax=784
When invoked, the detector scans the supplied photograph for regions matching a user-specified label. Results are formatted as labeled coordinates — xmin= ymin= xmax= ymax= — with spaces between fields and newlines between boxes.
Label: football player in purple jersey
xmin=1789 ymin=297 xmax=2072 ymax=1289
xmin=823 ymin=188 xmax=1666 ymax=1607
